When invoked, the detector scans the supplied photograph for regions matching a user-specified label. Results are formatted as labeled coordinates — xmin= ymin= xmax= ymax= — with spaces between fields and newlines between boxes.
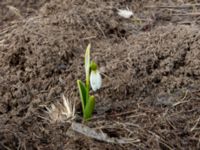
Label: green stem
xmin=86 ymin=74 xmax=90 ymax=104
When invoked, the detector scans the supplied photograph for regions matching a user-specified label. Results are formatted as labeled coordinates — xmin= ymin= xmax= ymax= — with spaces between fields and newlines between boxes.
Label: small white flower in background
xmin=90 ymin=70 xmax=102 ymax=92
xmin=117 ymin=9 xmax=133 ymax=19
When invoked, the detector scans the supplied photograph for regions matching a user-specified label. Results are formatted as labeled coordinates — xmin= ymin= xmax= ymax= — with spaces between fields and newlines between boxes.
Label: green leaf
xmin=84 ymin=95 xmax=95 ymax=120
xmin=85 ymin=43 xmax=91 ymax=87
xmin=77 ymin=80 xmax=87 ymax=112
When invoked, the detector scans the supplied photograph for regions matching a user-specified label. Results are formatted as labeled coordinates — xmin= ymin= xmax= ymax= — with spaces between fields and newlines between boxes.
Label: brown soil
xmin=0 ymin=0 xmax=200 ymax=149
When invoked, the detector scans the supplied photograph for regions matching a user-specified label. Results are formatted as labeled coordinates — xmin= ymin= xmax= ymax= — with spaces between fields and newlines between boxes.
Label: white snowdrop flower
xmin=117 ymin=9 xmax=133 ymax=19
xmin=90 ymin=70 xmax=102 ymax=92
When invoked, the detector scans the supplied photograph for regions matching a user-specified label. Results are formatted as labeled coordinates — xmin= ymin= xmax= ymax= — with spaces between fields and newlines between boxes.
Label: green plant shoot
xmin=77 ymin=44 xmax=102 ymax=121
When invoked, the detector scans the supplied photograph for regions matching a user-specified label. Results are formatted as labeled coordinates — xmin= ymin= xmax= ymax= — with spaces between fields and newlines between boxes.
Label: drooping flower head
xmin=90 ymin=61 xmax=102 ymax=91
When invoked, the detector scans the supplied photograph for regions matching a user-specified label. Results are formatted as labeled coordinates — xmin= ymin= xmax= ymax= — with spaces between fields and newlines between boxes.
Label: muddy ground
xmin=0 ymin=0 xmax=200 ymax=149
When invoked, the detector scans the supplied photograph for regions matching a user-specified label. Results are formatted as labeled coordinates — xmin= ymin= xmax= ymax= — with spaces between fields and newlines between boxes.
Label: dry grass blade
xmin=172 ymin=90 xmax=189 ymax=107
xmin=191 ymin=116 xmax=200 ymax=132
xmin=69 ymin=122 xmax=140 ymax=144
xmin=172 ymin=12 xmax=200 ymax=16
xmin=62 ymin=94 xmax=76 ymax=119
xmin=148 ymin=130 xmax=174 ymax=150
xmin=145 ymin=4 xmax=200 ymax=9
xmin=7 ymin=5 xmax=23 ymax=19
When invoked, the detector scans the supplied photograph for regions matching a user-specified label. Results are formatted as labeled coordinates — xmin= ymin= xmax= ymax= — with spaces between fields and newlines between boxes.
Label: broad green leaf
xmin=85 ymin=43 xmax=91 ymax=86
xmin=84 ymin=95 xmax=95 ymax=120
xmin=77 ymin=80 xmax=87 ymax=112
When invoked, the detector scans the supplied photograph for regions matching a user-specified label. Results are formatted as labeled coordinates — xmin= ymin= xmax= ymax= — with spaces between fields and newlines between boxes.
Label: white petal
xmin=90 ymin=70 xmax=102 ymax=91
xmin=117 ymin=9 xmax=133 ymax=19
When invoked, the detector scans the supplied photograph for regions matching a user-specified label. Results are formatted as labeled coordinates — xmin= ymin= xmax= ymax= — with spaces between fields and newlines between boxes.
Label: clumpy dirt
xmin=0 ymin=0 xmax=200 ymax=149
xmin=0 ymin=0 xmax=48 ymax=28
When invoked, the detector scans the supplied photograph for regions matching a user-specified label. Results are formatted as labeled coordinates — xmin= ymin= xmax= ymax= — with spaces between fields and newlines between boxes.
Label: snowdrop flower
xmin=117 ymin=9 xmax=133 ymax=19
xmin=90 ymin=61 xmax=102 ymax=91
xmin=77 ymin=44 xmax=102 ymax=120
